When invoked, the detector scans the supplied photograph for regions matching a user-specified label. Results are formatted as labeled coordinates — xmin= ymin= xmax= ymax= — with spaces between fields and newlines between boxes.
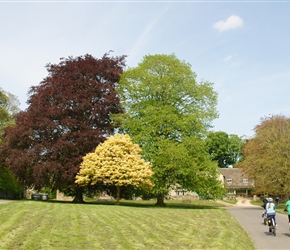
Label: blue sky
xmin=1 ymin=1 xmax=290 ymax=138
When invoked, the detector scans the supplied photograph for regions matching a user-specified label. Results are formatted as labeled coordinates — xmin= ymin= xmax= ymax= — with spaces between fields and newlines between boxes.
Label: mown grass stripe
xmin=0 ymin=200 xmax=254 ymax=250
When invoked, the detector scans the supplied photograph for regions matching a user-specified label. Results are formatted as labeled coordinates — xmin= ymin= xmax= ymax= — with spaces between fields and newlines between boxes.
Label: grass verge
xmin=0 ymin=199 xmax=254 ymax=250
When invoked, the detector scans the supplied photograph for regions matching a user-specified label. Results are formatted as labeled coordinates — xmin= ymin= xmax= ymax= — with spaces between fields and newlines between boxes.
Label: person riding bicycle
xmin=284 ymin=196 xmax=290 ymax=232
xmin=262 ymin=195 xmax=268 ymax=209
xmin=266 ymin=197 xmax=277 ymax=232
xmin=261 ymin=196 xmax=268 ymax=218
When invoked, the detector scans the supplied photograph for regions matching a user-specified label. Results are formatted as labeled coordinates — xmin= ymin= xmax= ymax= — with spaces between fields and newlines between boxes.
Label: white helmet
xmin=268 ymin=197 xmax=273 ymax=202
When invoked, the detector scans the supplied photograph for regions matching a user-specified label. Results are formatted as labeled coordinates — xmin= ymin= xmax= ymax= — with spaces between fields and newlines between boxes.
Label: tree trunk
xmin=116 ymin=186 xmax=121 ymax=205
xmin=155 ymin=193 xmax=166 ymax=206
xmin=72 ymin=187 xmax=85 ymax=203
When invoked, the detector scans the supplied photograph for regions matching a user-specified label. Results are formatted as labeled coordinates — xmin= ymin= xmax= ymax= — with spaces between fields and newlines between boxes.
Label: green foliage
xmin=113 ymin=54 xmax=223 ymax=203
xmin=148 ymin=137 xmax=225 ymax=199
xmin=0 ymin=89 xmax=19 ymax=142
xmin=228 ymin=134 xmax=246 ymax=164
xmin=240 ymin=114 xmax=290 ymax=196
xmin=39 ymin=187 xmax=56 ymax=199
xmin=115 ymin=54 xmax=218 ymax=138
xmin=0 ymin=166 xmax=22 ymax=194
xmin=205 ymin=131 xmax=245 ymax=168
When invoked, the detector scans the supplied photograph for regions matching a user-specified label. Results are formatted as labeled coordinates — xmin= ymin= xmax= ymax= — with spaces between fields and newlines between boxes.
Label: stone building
xmin=218 ymin=168 xmax=254 ymax=197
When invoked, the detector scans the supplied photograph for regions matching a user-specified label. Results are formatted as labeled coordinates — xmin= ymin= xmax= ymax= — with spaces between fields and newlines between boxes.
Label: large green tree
xmin=205 ymin=131 xmax=245 ymax=168
xmin=240 ymin=114 xmax=290 ymax=196
xmin=113 ymin=54 xmax=224 ymax=205
xmin=0 ymin=166 xmax=23 ymax=198
xmin=0 ymin=89 xmax=20 ymax=142
xmin=0 ymin=89 xmax=21 ymax=198
xmin=75 ymin=133 xmax=153 ymax=204
xmin=0 ymin=53 xmax=126 ymax=202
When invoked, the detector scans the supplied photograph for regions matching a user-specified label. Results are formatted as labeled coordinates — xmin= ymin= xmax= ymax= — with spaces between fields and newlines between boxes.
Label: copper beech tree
xmin=75 ymin=133 xmax=153 ymax=203
xmin=240 ymin=114 xmax=290 ymax=196
xmin=0 ymin=54 xmax=126 ymax=202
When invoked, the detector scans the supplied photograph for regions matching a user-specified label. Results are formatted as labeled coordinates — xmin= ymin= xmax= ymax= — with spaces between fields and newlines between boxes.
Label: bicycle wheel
xmin=271 ymin=218 xmax=276 ymax=236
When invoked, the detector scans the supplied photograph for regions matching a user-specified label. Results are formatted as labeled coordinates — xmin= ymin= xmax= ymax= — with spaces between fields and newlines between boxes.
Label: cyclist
xmin=266 ymin=197 xmax=277 ymax=232
xmin=262 ymin=195 xmax=268 ymax=209
xmin=284 ymin=196 xmax=290 ymax=232
xmin=275 ymin=196 xmax=280 ymax=206
xmin=261 ymin=196 xmax=268 ymax=219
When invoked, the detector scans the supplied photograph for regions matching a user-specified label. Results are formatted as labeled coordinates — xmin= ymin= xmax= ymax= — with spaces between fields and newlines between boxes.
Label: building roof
xmin=218 ymin=168 xmax=254 ymax=189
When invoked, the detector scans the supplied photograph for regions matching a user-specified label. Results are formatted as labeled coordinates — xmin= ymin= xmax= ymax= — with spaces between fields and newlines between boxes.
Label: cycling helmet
xmin=268 ymin=197 xmax=273 ymax=202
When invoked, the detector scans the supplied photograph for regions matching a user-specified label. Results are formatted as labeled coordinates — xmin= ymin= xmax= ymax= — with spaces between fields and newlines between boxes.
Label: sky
xmin=1 ymin=1 xmax=290 ymax=139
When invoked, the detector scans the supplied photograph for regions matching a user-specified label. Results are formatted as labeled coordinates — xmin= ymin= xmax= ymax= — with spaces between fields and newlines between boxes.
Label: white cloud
xmin=214 ymin=15 xmax=244 ymax=32
xmin=223 ymin=55 xmax=241 ymax=67
xmin=224 ymin=55 xmax=233 ymax=62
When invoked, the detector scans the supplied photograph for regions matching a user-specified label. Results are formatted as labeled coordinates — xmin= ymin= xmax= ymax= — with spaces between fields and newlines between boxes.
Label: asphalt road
xmin=226 ymin=201 xmax=290 ymax=250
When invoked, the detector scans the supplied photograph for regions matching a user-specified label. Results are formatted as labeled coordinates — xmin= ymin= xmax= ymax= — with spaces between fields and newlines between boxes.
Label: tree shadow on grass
xmin=84 ymin=199 xmax=223 ymax=210
xmin=30 ymin=198 xmax=225 ymax=210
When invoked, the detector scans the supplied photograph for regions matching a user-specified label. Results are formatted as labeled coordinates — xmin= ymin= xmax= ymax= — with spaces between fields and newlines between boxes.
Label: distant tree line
xmin=0 ymin=52 xmax=287 ymax=203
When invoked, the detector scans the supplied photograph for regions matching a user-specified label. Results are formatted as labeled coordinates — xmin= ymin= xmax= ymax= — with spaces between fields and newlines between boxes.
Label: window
xmin=176 ymin=190 xmax=186 ymax=195
xmin=243 ymin=179 xmax=248 ymax=184
xmin=227 ymin=179 xmax=232 ymax=183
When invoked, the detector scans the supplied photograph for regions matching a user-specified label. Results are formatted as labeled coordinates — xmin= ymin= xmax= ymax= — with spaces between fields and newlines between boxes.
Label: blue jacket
xmin=266 ymin=202 xmax=276 ymax=215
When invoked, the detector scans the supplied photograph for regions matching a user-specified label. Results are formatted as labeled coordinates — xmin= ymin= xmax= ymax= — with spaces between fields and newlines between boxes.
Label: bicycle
xmin=262 ymin=212 xmax=267 ymax=225
xmin=267 ymin=215 xmax=277 ymax=236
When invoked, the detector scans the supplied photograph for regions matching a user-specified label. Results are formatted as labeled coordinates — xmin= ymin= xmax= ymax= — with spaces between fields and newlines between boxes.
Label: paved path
xmin=0 ymin=199 xmax=15 ymax=204
xmin=224 ymin=197 xmax=290 ymax=250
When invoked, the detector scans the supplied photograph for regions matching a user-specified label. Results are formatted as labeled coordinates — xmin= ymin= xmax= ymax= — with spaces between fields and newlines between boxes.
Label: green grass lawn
xmin=0 ymin=199 xmax=254 ymax=250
